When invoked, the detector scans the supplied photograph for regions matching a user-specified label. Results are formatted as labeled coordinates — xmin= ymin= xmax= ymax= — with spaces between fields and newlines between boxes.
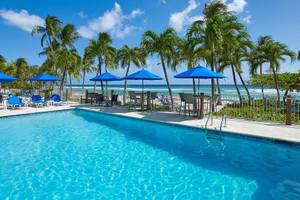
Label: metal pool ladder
xmin=204 ymin=113 xmax=224 ymax=141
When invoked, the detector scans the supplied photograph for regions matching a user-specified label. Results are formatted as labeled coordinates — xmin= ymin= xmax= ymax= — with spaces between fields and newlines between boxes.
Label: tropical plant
xmin=259 ymin=37 xmax=296 ymax=105
xmin=32 ymin=15 xmax=62 ymax=50
xmin=81 ymin=48 xmax=96 ymax=92
xmin=142 ymin=28 xmax=180 ymax=110
xmin=117 ymin=45 xmax=146 ymax=104
xmin=86 ymin=32 xmax=116 ymax=93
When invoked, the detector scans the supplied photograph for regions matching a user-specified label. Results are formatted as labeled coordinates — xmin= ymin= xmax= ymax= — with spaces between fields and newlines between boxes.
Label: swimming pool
xmin=0 ymin=109 xmax=299 ymax=199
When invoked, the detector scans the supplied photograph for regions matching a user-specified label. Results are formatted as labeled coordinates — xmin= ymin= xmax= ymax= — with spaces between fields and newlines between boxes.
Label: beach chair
xmin=128 ymin=91 xmax=139 ymax=110
xmin=31 ymin=95 xmax=47 ymax=107
xmin=51 ymin=94 xmax=63 ymax=106
xmin=7 ymin=96 xmax=24 ymax=109
xmin=0 ymin=95 xmax=3 ymax=109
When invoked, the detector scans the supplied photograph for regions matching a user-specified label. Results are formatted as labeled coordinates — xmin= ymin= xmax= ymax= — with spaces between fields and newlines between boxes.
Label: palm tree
xmin=188 ymin=1 xmax=230 ymax=110
xmin=142 ymin=28 xmax=180 ymax=110
xmin=32 ymin=15 xmax=62 ymax=50
xmin=57 ymin=24 xmax=80 ymax=91
xmin=261 ymin=37 xmax=296 ymax=105
xmin=0 ymin=54 xmax=6 ymax=71
xmin=117 ymin=45 xmax=146 ymax=104
xmin=86 ymin=32 xmax=116 ymax=94
xmin=81 ymin=49 xmax=96 ymax=93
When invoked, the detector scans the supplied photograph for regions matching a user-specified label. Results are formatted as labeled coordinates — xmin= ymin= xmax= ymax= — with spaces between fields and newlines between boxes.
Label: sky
xmin=0 ymin=0 xmax=300 ymax=85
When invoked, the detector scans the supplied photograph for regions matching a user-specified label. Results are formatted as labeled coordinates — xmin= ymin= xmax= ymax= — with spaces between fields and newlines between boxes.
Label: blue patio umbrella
xmin=174 ymin=65 xmax=225 ymax=95
xmin=125 ymin=68 xmax=162 ymax=110
xmin=174 ymin=65 xmax=225 ymax=117
xmin=90 ymin=72 xmax=123 ymax=98
xmin=0 ymin=72 xmax=19 ymax=83
xmin=28 ymin=73 xmax=61 ymax=82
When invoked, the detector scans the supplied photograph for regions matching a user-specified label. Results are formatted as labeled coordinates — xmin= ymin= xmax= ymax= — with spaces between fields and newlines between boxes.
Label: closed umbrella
xmin=124 ymin=68 xmax=162 ymax=110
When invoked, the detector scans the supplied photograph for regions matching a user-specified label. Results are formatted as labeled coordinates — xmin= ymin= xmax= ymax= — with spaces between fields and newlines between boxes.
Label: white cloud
xmin=78 ymin=11 xmax=87 ymax=19
xmin=221 ymin=0 xmax=247 ymax=13
xmin=169 ymin=0 xmax=203 ymax=32
xmin=242 ymin=15 xmax=251 ymax=24
xmin=78 ymin=3 xmax=143 ymax=39
xmin=0 ymin=9 xmax=44 ymax=32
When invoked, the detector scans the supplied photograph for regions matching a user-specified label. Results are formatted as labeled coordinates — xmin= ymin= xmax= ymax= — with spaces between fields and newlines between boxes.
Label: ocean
xmin=66 ymin=84 xmax=300 ymax=99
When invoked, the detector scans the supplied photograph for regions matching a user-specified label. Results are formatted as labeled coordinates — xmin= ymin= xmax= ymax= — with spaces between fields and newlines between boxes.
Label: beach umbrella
xmin=0 ymin=72 xmax=19 ymax=83
xmin=124 ymin=68 xmax=162 ymax=110
xmin=174 ymin=65 xmax=225 ymax=95
xmin=28 ymin=73 xmax=61 ymax=94
xmin=28 ymin=73 xmax=60 ymax=82
xmin=90 ymin=72 xmax=123 ymax=99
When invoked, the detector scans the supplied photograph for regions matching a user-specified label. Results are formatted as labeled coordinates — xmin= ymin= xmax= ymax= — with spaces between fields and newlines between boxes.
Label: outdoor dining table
xmin=135 ymin=92 xmax=151 ymax=111
xmin=193 ymin=93 xmax=211 ymax=118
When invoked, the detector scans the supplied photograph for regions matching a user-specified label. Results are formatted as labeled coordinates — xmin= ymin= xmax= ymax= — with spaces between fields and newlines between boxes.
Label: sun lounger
xmin=31 ymin=95 xmax=47 ymax=107
xmin=7 ymin=96 xmax=24 ymax=109
xmin=50 ymin=94 xmax=63 ymax=106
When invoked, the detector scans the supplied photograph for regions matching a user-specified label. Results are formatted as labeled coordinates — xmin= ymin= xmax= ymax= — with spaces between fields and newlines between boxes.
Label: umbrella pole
xmin=142 ymin=80 xmax=144 ymax=111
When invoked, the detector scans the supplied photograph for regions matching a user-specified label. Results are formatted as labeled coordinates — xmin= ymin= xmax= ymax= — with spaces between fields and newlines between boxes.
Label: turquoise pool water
xmin=0 ymin=110 xmax=299 ymax=199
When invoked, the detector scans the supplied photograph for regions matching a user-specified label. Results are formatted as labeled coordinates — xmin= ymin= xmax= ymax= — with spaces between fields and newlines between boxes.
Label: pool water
xmin=0 ymin=110 xmax=299 ymax=199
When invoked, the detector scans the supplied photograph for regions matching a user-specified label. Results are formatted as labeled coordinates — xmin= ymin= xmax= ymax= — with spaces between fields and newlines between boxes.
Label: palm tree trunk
xmin=60 ymin=65 xmax=67 ymax=93
xmin=271 ymin=66 xmax=280 ymax=106
xmin=82 ymin=70 xmax=86 ymax=95
xmin=210 ymin=48 xmax=215 ymax=111
xmin=160 ymin=56 xmax=174 ymax=110
xmin=260 ymin=64 xmax=265 ymax=99
xmin=123 ymin=64 xmax=130 ymax=104
xmin=69 ymin=72 xmax=72 ymax=96
xmin=231 ymin=65 xmax=242 ymax=105
xmin=237 ymin=70 xmax=251 ymax=105
xmin=192 ymin=78 xmax=197 ymax=110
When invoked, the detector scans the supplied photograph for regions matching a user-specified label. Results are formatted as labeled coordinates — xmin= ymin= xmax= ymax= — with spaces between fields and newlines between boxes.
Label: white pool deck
xmin=1 ymin=103 xmax=300 ymax=144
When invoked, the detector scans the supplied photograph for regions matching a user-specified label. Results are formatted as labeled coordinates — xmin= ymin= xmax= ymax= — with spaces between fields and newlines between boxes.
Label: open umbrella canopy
xmin=174 ymin=65 xmax=225 ymax=79
xmin=0 ymin=72 xmax=19 ymax=83
xmin=125 ymin=68 xmax=162 ymax=80
xmin=90 ymin=72 xmax=123 ymax=82
xmin=28 ymin=73 xmax=61 ymax=82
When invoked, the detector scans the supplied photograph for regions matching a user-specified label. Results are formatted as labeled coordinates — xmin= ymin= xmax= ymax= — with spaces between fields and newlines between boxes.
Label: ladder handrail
xmin=205 ymin=113 xmax=212 ymax=128
xmin=219 ymin=114 xmax=226 ymax=131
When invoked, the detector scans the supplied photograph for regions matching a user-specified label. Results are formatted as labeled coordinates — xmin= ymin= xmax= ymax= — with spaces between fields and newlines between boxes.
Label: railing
xmin=213 ymin=95 xmax=300 ymax=125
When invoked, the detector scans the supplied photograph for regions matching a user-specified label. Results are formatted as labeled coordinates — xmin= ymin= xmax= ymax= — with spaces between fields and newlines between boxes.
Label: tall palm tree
xmin=188 ymin=1 xmax=230 ymax=110
xmin=117 ymin=45 xmax=146 ymax=104
xmin=81 ymin=49 xmax=96 ymax=92
xmin=32 ymin=15 xmax=62 ymax=50
xmin=57 ymin=24 xmax=79 ymax=91
xmin=142 ymin=28 xmax=180 ymax=110
xmin=261 ymin=37 xmax=296 ymax=105
xmin=0 ymin=54 xmax=6 ymax=71
xmin=86 ymin=32 xmax=115 ymax=94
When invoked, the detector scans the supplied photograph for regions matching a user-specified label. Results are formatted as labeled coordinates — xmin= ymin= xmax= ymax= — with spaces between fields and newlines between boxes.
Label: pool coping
xmin=76 ymin=107 xmax=300 ymax=145
xmin=1 ymin=105 xmax=299 ymax=145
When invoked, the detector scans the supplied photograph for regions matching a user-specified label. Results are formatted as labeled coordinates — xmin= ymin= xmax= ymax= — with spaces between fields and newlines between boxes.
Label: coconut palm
xmin=188 ymin=1 xmax=230 ymax=110
xmin=117 ymin=45 xmax=146 ymax=104
xmin=86 ymin=32 xmax=116 ymax=93
xmin=32 ymin=15 xmax=62 ymax=50
xmin=81 ymin=49 xmax=96 ymax=92
xmin=57 ymin=24 xmax=80 ymax=91
xmin=141 ymin=28 xmax=180 ymax=110
xmin=261 ymin=38 xmax=296 ymax=105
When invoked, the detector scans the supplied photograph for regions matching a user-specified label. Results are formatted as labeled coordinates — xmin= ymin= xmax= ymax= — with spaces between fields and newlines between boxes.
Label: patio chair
xmin=178 ymin=93 xmax=186 ymax=115
xmin=0 ymin=95 xmax=3 ymax=109
xmin=51 ymin=94 xmax=63 ymax=106
xmin=128 ymin=91 xmax=139 ymax=110
xmin=183 ymin=93 xmax=196 ymax=116
xmin=31 ymin=95 xmax=47 ymax=107
xmin=7 ymin=96 xmax=24 ymax=109
xmin=111 ymin=94 xmax=119 ymax=106
xmin=149 ymin=92 xmax=157 ymax=110
xmin=95 ymin=93 xmax=105 ymax=105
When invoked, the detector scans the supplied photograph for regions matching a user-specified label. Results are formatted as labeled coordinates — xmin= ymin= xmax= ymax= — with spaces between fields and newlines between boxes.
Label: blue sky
xmin=0 ymin=0 xmax=299 ymax=85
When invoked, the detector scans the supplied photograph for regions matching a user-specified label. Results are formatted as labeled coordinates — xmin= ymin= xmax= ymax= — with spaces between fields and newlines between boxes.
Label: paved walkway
xmin=79 ymin=106 xmax=300 ymax=144
xmin=1 ymin=104 xmax=300 ymax=144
